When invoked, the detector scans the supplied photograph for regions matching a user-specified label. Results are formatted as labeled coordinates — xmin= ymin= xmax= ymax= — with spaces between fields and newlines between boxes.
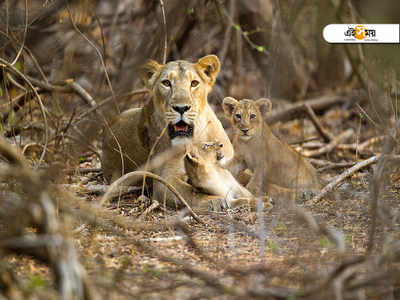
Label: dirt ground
xmin=5 ymin=104 xmax=399 ymax=299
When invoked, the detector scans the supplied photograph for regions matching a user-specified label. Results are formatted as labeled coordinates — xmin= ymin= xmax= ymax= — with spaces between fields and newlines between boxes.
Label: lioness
xmin=102 ymin=55 xmax=234 ymax=208
xmin=222 ymin=97 xmax=321 ymax=201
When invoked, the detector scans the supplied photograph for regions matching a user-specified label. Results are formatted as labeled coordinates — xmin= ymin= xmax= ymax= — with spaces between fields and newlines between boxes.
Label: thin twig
xmin=141 ymin=125 xmax=168 ymax=196
xmin=301 ymin=128 xmax=353 ymax=157
xmin=0 ymin=57 xmax=49 ymax=166
xmin=338 ymin=135 xmax=384 ymax=153
xmin=65 ymin=3 xmax=119 ymax=114
xmin=10 ymin=0 xmax=28 ymax=66
xmin=75 ymin=89 xmax=149 ymax=123
xmin=66 ymin=80 xmax=96 ymax=108
xmin=159 ymin=0 xmax=168 ymax=64
xmin=100 ymin=170 xmax=204 ymax=224
xmin=304 ymin=104 xmax=334 ymax=142
xmin=309 ymin=155 xmax=380 ymax=205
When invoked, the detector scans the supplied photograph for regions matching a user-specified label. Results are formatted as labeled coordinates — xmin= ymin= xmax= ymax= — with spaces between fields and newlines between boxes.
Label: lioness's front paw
xmin=208 ymin=198 xmax=232 ymax=212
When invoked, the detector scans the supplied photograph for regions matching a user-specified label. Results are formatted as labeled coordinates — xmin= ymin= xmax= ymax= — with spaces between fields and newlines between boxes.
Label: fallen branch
xmin=304 ymin=104 xmax=334 ymax=142
xmin=308 ymin=155 xmax=380 ymax=205
xmin=301 ymin=128 xmax=354 ymax=157
xmin=338 ymin=135 xmax=384 ymax=153
xmin=317 ymin=161 xmax=357 ymax=172
xmin=59 ymin=184 xmax=140 ymax=195
xmin=19 ymin=75 xmax=97 ymax=108
xmin=266 ymin=93 xmax=361 ymax=125
xmin=309 ymin=158 xmax=357 ymax=171
xmin=64 ymin=168 xmax=102 ymax=175
xmin=74 ymin=89 xmax=149 ymax=123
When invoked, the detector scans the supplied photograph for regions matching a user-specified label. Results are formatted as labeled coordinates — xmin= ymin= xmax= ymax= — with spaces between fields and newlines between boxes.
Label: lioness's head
xmin=141 ymin=55 xmax=220 ymax=145
xmin=222 ymin=97 xmax=272 ymax=141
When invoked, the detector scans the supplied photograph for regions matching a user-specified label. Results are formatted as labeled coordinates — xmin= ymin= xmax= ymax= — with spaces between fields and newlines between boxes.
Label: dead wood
xmin=59 ymin=183 xmax=140 ymax=195
xmin=266 ymin=93 xmax=361 ymax=125
xmin=304 ymin=103 xmax=334 ymax=142
xmin=309 ymin=155 xmax=380 ymax=205
xmin=75 ymin=89 xmax=149 ymax=123
xmin=338 ymin=135 xmax=384 ymax=153
xmin=64 ymin=167 xmax=102 ymax=175
xmin=301 ymin=128 xmax=354 ymax=157
xmin=0 ymin=136 xmax=95 ymax=300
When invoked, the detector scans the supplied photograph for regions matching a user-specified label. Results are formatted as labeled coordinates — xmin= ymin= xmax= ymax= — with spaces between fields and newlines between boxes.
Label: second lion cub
xmin=222 ymin=97 xmax=321 ymax=201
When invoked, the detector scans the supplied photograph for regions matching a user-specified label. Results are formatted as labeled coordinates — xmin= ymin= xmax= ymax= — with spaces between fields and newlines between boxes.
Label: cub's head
xmin=184 ymin=141 xmax=224 ymax=183
xmin=141 ymin=55 xmax=220 ymax=145
xmin=222 ymin=97 xmax=272 ymax=141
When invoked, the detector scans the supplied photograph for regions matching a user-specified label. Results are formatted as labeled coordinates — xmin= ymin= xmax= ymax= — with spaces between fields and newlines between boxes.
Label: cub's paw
xmin=208 ymin=198 xmax=232 ymax=212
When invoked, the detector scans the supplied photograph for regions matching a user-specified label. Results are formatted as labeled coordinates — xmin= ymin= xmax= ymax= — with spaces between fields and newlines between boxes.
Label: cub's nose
xmin=241 ymin=129 xmax=249 ymax=134
xmin=173 ymin=105 xmax=191 ymax=115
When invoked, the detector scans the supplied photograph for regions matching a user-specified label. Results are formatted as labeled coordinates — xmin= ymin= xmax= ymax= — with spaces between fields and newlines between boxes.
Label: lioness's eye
xmin=162 ymin=80 xmax=171 ymax=87
xmin=235 ymin=114 xmax=241 ymax=119
xmin=250 ymin=113 xmax=256 ymax=119
xmin=191 ymin=80 xmax=199 ymax=87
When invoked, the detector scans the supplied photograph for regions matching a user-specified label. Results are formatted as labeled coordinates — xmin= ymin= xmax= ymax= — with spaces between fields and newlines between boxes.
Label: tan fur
xmin=152 ymin=142 xmax=240 ymax=210
xmin=102 ymin=55 xmax=234 ymax=209
xmin=183 ymin=142 xmax=272 ymax=210
xmin=222 ymin=97 xmax=321 ymax=202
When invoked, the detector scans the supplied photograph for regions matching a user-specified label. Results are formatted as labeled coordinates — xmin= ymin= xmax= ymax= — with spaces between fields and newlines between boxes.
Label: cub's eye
xmin=162 ymin=80 xmax=171 ymax=87
xmin=250 ymin=113 xmax=256 ymax=119
xmin=191 ymin=80 xmax=199 ymax=87
xmin=235 ymin=114 xmax=241 ymax=120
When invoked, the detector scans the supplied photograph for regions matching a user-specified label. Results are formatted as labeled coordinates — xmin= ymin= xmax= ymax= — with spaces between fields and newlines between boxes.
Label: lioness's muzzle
xmin=168 ymin=120 xmax=194 ymax=139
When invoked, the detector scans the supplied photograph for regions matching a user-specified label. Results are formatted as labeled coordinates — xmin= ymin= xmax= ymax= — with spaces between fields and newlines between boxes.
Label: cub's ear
xmin=140 ymin=59 xmax=163 ymax=89
xmin=196 ymin=55 xmax=221 ymax=86
xmin=256 ymin=98 xmax=272 ymax=118
xmin=222 ymin=97 xmax=238 ymax=118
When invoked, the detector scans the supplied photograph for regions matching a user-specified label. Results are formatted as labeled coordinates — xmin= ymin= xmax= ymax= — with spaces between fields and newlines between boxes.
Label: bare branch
xmin=301 ymin=128 xmax=354 ymax=157
xmin=309 ymin=155 xmax=380 ymax=205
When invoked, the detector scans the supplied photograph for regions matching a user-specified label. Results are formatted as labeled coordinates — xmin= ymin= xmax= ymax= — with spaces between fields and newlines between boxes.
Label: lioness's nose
xmin=173 ymin=105 xmax=191 ymax=115
xmin=242 ymin=129 xmax=249 ymax=134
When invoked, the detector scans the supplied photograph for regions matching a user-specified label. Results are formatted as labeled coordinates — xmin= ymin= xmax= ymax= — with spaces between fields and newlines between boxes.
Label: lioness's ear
xmin=222 ymin=97 xmax=238 ymax=118
xmin=256 ymin=98 xmax=272 ymax=118
xmin=196 ymin=55 xmax=221 ymax=86
xmin=140 ymin=59 xmax=162 ymax=89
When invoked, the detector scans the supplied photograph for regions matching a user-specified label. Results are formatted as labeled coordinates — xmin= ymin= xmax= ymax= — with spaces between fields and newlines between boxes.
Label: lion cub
xmin=222 ymin=97 xmax=321 ymax=201
xmin=184 ymin=142 xmax=271 ymax=210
